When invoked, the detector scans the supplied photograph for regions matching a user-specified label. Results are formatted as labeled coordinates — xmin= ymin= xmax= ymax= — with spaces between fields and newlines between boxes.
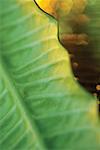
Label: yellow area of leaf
xmin=35 ymin=0 xmax=87 ymax=18
xmin=35 ymin=0 xmax=73 ymax=18
xmin=35 ymin=0 xmax=57 ymax=16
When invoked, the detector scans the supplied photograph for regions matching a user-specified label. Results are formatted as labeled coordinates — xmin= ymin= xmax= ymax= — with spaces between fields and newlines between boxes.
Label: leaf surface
xmin=0 ymin=0 xmax=100 ymax=149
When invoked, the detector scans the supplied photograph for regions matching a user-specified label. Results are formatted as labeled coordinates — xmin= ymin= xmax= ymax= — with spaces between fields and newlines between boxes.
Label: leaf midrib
xmin=0 ymin=57 xmax=47 ymax=150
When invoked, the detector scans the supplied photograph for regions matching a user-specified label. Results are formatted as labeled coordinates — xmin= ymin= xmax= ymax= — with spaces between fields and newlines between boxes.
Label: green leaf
xmin=0 ymin=0 xmax=100 ymax=149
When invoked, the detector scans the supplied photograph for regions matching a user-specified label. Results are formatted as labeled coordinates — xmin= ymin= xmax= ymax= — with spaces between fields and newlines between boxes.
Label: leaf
xmin=0 ymin=0 xmax=100 ymax=149
xmin=36 ymin=0 xmax=100 ymax=94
